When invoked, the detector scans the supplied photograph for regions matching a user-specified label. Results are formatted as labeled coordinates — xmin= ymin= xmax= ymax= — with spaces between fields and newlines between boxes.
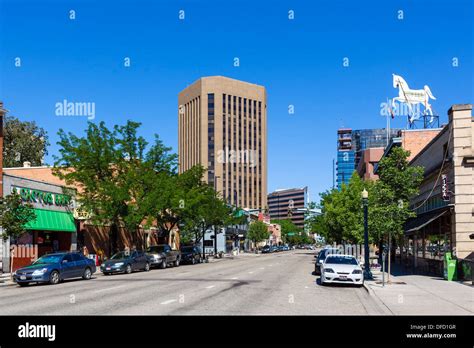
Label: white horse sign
xmin=391 ymin=74 xmax=436 ymax=123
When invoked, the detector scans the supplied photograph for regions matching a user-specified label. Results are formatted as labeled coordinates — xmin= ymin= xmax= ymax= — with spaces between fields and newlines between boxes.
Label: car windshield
xmin=111 ymin=252 xmax=129 ymax=260
xmin=325 ymin=256 xmax=358 ymax=265
xmin=33 ymin=254 xmax=63 ymax=265
xmin=147 ymin=246 xmax=165 ymax=253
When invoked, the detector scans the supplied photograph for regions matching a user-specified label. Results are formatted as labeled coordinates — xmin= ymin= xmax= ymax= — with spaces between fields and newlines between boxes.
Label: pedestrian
xmin=82 ymin=245 xmax=89 ymax=257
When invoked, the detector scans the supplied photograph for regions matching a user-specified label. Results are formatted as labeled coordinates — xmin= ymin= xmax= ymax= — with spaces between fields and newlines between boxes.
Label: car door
xmin=163 ymin=245 xmax=172 ymax=262
xmin=71 ymin=253 xmax=86 ymax=277
xmin=60 ymin=254 xmax=76 ymax=279
xmin=136 ymin=251 xmax=146 ymax=269
xmin=130 ymin=251 xmax=139 ymax=270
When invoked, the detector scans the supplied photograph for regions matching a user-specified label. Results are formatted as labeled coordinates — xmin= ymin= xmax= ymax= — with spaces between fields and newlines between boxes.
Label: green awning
xmin=25 ymin=209 xmax=76 ymax=232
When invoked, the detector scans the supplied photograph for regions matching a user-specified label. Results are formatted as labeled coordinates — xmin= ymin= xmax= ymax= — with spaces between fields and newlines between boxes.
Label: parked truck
xmin=146 ymin=244 xmax=181 ymax=269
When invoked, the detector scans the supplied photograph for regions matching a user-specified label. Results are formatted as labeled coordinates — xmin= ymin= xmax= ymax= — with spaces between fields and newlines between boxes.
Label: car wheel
xmin=125 ymin=264 xmax=132 ymax=274
xmin=144 ymin=262 xmax=150 ymax=272
xmin=49 ymin=271 xmax=60 ymax=285
xmin=82 ymin=267 xmax=92 ymax=280
xmin=18 ymin=282 xmax=29 ymax=287
xmin=174 ymin=258 xmax=180 ymax=267
xmin=160 ymin=260 xmax=167 ymax=269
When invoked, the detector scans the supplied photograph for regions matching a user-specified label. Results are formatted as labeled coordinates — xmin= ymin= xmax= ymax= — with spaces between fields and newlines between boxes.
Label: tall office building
xmin=336 ymin=127 xmax=400 ymax=188
xmin=178 ymin=76 xmax=267 ymax=210
xmin=268 ymin=187 xmax=308 ymax=229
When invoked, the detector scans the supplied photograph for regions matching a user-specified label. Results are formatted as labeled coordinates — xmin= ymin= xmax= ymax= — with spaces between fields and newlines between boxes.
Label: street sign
xmin=287 ymin=232 xmax=295 ymax=236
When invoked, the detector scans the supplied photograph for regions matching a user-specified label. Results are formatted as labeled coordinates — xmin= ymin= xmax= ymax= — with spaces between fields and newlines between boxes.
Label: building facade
xmin=403 ymin=105 xmax=473 ymax=272
xmin=267 ymin=187 xmax=308 ymax=229
xmin=1 ymin=171 xmax=77 ymax=272
xmin=178 ymin=76 xmax=267 ymax=210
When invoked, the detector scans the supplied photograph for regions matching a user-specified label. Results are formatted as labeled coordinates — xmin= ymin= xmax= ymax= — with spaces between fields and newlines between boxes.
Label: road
xmin=0 ymin=250 xmax=385 ymax=315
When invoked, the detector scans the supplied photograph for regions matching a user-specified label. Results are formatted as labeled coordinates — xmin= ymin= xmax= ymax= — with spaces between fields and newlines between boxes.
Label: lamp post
xmin=362 ymin=189 xmax=373 ymax=280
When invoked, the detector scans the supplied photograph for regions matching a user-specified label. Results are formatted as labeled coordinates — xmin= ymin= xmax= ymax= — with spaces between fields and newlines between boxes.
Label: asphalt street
xmin=0 ymin=250 xmax=385 ymax=315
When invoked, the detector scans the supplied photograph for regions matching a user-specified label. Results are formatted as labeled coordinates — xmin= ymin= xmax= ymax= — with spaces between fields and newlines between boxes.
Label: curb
xmin=363 ymin=281 xmax=394 ymax=315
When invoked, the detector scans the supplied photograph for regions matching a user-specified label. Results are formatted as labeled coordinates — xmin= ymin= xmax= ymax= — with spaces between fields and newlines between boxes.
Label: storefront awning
xmin=25 ymin=209 xmax=76 ymax=232
xmin=405 ymin=208 xmax=449 ymax=234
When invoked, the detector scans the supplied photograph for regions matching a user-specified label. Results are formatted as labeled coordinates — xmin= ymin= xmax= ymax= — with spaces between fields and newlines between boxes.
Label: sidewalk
xmin=364 ymin=265 xmax=474 ymax=315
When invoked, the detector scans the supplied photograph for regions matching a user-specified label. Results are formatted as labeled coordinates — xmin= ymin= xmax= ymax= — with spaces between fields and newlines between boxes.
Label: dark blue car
xmin=13 ymin=252 xmax=97 ymax=286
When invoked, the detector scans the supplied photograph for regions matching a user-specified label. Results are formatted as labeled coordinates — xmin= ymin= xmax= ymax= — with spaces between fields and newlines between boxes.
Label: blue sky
xmin=1 ymin=0 xmax=472 ymax=203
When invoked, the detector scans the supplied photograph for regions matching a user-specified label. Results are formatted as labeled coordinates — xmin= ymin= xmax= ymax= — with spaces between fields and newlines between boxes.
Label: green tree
xmin=3 ymin=115 xmax=49 ymax=167
xmin=247 ymin=221 xmax=270 ymax=251
xmin=371 ymin=147 xmax=424 ymax=280
xmin=181 ymin=183 xmax=233 ymax=258
xmin=54 ymin=120 xmax=176 ymax=254
xmin=273 ymin=219 xmax=301 ymax=244
xmin=0 ymin=192 xmax=36 ymax=241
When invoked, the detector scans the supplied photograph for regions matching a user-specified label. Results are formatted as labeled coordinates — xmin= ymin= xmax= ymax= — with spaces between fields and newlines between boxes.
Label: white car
xmin=320 ymin=254 xmax=364 ymax=286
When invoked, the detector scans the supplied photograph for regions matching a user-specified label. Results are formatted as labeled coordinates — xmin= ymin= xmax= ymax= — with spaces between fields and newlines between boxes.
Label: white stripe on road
xmin=94 ymin=285 xmax=127 ymax=293
xmin=259 ymin=267 xmax=265 ymax=270
xmin=231 ymin=277 xmax=239 ymax=280
xmin=160 ymin=299 xmax=177 ymax=305
xmin=248 ymin=271 xmax=254 ymax=274
xmin=205 ymin=285 xmax=215 ymax=289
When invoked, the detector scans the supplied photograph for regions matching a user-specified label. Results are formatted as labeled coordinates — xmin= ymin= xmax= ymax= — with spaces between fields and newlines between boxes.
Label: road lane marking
xmin=248 ymin=271 xmax=254 ymax=274
xmin=205 ymin=285 xmax=215 ymax=289
xmin=259 ymin=267 xmax=265 ymax=270
xmin=231 ymin=277 xmax=239 ymax=280
xmin=94 ymin=285 xmax=126 ymax=293
xmin=160 ymin=299 xmax=177 ymax=305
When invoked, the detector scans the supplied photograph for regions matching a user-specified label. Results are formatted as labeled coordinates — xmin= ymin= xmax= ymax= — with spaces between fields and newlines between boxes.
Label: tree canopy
xmin=3 ymin=115 xmax=49 ymax=167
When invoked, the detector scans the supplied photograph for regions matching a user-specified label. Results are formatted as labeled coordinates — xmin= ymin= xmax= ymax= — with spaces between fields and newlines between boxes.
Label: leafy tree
xmin=3 ymin=115 xmax=49 ymax=167
xmin=53 ymin=120 xmax=176 ymax=254
xmin=181 ymin=183 xmax=233 ymax=258
xmin=371 ymin=147 xmax=424 ymax=279
xmin=0 ymin=192 xmax=36 ymax=241
xmin=247 ymin=221 xmax=270 ymax=250
xmin=273 ymin=219 xmax=301 ymax=244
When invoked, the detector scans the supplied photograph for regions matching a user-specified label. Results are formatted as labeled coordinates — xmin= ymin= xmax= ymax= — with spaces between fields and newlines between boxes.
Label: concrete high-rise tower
xmin=178 ymin=76 xmax=267 ymax=210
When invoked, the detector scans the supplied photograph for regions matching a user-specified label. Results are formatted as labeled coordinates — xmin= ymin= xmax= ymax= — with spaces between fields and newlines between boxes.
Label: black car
xmin=315 ymin=248 xmax=340 ymax=275
xmin=180 ymin=246 xmax=203 ymax=265
xmin=100 ymin=250 xmax=150 ymax=275
xmin=261 ymin=245 xmax=272 ymax=254
xmin=14 ymin=252 xmax=96 ymax=286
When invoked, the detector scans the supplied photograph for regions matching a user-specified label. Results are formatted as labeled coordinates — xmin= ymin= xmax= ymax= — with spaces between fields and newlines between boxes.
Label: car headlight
xmin=32 ymin=268 xmax=48 ymax=276
xmin=352 ymin=269 xmax=362 ymax=274
xmin=324 ymin=268 xmax=335 ymax=273
xmin=114 ymin=262 xmax=124 ymax=267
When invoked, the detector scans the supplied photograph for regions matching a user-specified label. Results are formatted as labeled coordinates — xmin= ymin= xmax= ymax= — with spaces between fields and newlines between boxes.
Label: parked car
xmin=146 ymin=244 xmax=181 ymax=268
xmin=101 ymin=250 xmax=150 ymax=275
xmin=282 ymin=245 xmax=289 ymax=251
xmin=270 ymin=245 xmax=278 ymax=253
xmin=180 ymin=245 xmax=203 ymax=265
xmin=14 ymin=252 xmax=96 ymax=286
xmin=262 ymin=245 xmax=272 ymax=254
xmin=314 ymin=247 xmax=340 ymax=275
xmin=320 ymin=254 xmax=364 ymax=286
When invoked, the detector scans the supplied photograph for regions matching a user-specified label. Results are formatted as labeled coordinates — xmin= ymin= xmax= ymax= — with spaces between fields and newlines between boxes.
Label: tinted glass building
xmin=336 ymin=127 xmax=400 ymax=189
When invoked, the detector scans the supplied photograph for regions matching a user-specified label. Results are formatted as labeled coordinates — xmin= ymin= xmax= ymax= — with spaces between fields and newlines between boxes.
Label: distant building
xmin=268 ymin=187 xmax=308 ymax=229
xmin=336 ymin=128 xmax=355 ymax=187
xmin=337 ymin=127 xmax=400 ymax=188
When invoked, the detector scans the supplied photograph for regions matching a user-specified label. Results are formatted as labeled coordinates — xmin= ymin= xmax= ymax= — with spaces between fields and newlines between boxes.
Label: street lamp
xmin=361 ymin=189 xmax=373 ymax=280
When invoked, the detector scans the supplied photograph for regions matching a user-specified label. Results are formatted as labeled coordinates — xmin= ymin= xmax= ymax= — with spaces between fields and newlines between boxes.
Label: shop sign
xmin=73 ymin=208 xmax=91 ymax=220
xmin=12 ymin=186 xmax=72 ymax=207
xmin=441 ymin=175 xmax=450 ymax=201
